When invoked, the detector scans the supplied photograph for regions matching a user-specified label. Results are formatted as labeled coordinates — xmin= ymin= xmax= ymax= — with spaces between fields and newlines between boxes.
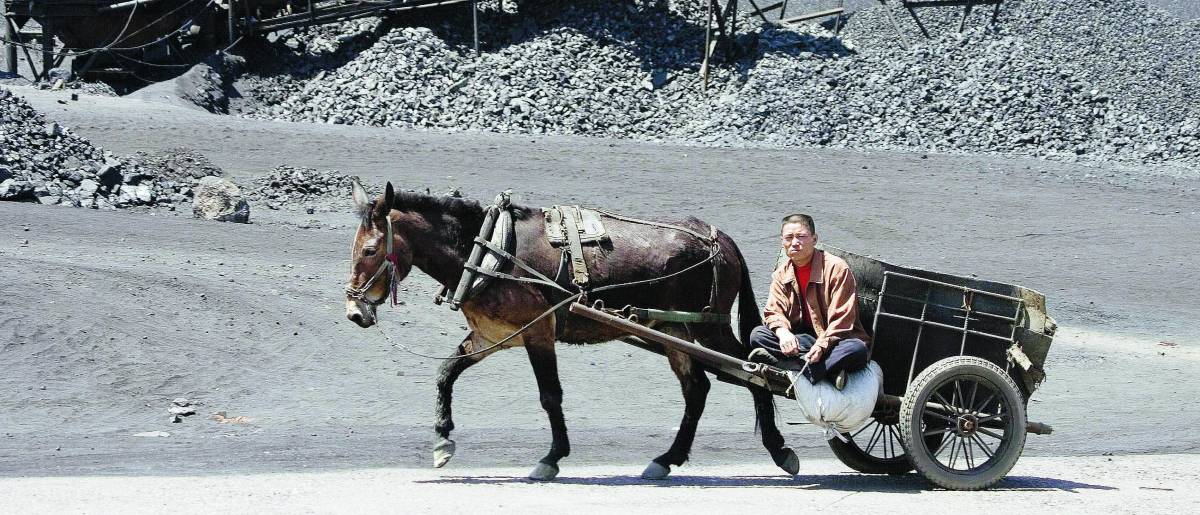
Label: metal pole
xmin=471 ymin=0 xmax=479 ymax=57
xmin=3 ymin=14 xmax=16 ymax=75
xmin=227 ymin=0 xmax=236 ymax=46
xmin=878 ymin=0 xmax=909 ymax=50
xmin=959 ymin=0 xmax=974 ymax=32
xmin=727 ymin=0 xmax=737 ymax=59
xmin=701 ymin=0 xmax=713 ymax=90
xmin=40 ymin=24 xmax=52 ymax=81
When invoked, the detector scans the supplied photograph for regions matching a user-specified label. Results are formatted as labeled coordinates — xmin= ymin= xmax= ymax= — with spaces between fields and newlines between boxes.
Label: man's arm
xmin=815 ymin=264 xmax=861 ymax=351
xmin=762 ymin=270 xmax=792 ymax=333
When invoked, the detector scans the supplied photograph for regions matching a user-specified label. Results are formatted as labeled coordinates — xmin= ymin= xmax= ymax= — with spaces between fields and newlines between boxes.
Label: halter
xmin=345 ymin=215 xmax=401 ymax=306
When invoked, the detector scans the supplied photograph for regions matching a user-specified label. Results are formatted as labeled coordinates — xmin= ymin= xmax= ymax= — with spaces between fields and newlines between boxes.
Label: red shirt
xmin=793 ymin=261 xmax=814 ymax=332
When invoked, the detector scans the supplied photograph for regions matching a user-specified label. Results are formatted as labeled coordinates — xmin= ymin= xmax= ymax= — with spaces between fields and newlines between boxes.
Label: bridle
xmin=345 ymin=215 xmax=401 ymax=306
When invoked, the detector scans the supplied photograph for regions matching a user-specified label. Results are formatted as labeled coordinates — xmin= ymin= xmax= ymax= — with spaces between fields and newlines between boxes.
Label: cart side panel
xmin=823 ymin=246 xmax=1054 ymax=398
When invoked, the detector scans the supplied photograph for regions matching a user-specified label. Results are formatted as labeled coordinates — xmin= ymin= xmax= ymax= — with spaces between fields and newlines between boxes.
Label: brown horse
xmin=344 ymin=181 xmax=798 ymax=480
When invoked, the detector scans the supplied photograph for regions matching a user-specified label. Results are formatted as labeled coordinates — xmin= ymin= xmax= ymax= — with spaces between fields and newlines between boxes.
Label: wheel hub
xmin=956 ymin=414 xmax=979 ymax=436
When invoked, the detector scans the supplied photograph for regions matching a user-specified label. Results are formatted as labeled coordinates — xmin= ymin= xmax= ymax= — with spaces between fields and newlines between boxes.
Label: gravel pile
xmin=0 ymin=88 xmax=219 ymax=208
xmin=241 ymin=165 xmax=373 ymax=210
xmin=234 ymin=0 xmax=1199 ymax=163
xmin=130 ymin=147 xmax=224 ymax=182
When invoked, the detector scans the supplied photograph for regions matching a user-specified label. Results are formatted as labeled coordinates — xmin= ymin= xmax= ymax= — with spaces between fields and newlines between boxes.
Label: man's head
xmin=780 ymin=213 xmax=818 ymax=265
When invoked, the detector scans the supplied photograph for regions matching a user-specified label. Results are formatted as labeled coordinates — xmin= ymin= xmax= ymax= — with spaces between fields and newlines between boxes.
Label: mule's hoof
xmin=641 ymin=461 xmax=671 ymax=480
xmin=528 ymin=462 xmax=559 ymax=481
xmin=433 ymin=438 xmax=456 ymax=468
xmin=775 ymin=448 xmax=800 ymax=475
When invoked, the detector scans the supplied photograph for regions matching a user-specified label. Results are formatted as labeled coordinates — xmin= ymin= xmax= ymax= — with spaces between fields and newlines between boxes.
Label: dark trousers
xmin=749 ymin=325 xmax=870 ymax=384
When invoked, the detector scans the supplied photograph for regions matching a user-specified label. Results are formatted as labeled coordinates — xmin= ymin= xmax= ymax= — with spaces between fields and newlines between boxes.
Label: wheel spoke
xmin=964 ymin=435 xmax=975 ymax=469
xmin=948 ymin=435 xmax=960 ymax=468
xmin=852 ymin=420 xmax=874 ymax=439
xmin=976 ymin=412 xmax=1007 ymax=424
xmin=933 ymin=433 xmax=953 ymax=458
xmin=954 ymin=379 xmax=967 ymax=414
xmin=971 ymin=392 xmax=997 ymax=416
xmin=967 ymin=381 xmax=979 ymax=415
xmin=865 ymin=420 xmax=885 ymax=454
xmin=924 ymin=410 xmax=958 ymax=424
xmin=970 ymin=433 xmax=994 ymax=459
xmin=932 ymin=391 xmax=961 ymax=415
xmin=888 ymin=425 xmax=901 ymax=459
xmin=977 ymin=427 xmax=1005 ymax=440
xmin=923 ymin=425 xmax=954 ymax=437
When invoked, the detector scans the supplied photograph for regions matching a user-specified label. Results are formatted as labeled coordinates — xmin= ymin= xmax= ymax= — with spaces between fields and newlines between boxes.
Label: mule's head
xmin=345 ymin=181 xmax=413 ymax=328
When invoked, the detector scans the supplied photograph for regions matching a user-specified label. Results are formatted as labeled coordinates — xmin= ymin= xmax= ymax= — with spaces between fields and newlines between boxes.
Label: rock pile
xmin=235 ymin=0 xmax=1198 ymax=163
xmin=0 ymin=88 xmax=220 ymax=208
xmin=241 ymin=165 xmax=372 ymax=210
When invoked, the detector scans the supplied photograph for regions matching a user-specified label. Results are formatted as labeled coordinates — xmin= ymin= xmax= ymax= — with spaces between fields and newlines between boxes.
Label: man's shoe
xmin=747 ymin=348 xmax=779 ymax=365
xmin=834 ymin=369 xmax=848 ymax=391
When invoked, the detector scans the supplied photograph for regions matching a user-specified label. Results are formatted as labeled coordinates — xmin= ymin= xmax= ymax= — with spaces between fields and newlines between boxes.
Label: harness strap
xmin=473 ymin=236 xmax=575 ymax=294
xmin=708 ymin=224 xmax=719 ymax=310
xmin=596 ymin=209 xmax=715 ymax=244
xmin=346 ymin=217 xmax=399 ymax=305
xmin=561 ymin=207 xmax=590 ymax=287
xmin=591 ymin=240 xmax=721 ymax=293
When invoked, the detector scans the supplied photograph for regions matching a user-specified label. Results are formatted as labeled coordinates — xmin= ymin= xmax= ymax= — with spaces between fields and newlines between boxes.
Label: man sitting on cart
xmin=749 ymin=213 xmax=872 ymax=390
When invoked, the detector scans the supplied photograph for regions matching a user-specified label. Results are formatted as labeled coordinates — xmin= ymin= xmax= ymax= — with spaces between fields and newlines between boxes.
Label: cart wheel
xmin=828 ymin=411 xmax=944 ymax=475
xmin=899 ymin=356 xmax=1027 ymax=490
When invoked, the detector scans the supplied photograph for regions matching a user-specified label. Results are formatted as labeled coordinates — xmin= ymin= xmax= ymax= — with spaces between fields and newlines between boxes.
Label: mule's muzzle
xmin=346 ymin=299 xmax=377 ymax=328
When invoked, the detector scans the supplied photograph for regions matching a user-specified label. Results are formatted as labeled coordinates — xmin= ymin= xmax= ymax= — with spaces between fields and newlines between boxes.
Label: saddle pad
xmin=544 ymin=205 xmax=607 ymax=246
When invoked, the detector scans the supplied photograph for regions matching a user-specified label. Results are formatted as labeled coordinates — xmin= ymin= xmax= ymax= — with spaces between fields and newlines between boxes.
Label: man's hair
xmin=781 ymin=213 xmax=816 ymax=234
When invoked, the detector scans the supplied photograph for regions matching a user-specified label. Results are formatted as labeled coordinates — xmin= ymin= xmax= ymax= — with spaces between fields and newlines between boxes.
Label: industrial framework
xmin=2 ymin=0 xmax=1004 ymax=87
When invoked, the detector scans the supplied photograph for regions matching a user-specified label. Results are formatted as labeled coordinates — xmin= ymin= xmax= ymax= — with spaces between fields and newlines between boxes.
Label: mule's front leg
xmin=643 ymin=347 xmax=710 ymax=480
xmin=524 ymin=337 xmax=569 ymax=481
xmin=433 ymin=331 xmax=495 ymax=468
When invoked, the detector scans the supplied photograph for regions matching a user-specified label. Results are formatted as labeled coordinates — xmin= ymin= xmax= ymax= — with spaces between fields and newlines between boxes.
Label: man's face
xmin=781 ymin=222 xmax=817 ymax=263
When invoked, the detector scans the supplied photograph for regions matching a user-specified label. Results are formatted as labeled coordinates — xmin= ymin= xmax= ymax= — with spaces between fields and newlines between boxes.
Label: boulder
xmin=192 ymin=176 xmax=250 ymax=223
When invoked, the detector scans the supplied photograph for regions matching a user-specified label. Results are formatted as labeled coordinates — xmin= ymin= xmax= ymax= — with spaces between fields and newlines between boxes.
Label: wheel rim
xmin=917 ymin=374 xmax=1016 ymax=474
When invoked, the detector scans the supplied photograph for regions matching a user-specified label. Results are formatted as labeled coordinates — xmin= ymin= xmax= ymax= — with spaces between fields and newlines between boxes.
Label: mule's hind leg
xmin=524 ymin=332 xmax=570 ymax=481
xmin=643 ymin=325 xmax=711 ymax=480
xmin=696 ymin=326 xmax=798 ymax=475
xmin=434 ymin=331 xmax=499 ymax=468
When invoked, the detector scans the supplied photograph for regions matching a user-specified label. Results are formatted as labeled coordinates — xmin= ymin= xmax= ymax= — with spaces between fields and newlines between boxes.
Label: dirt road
xmin=3 ymin=456 xmax=1196 ymax=514
xmin=2 ymin=87 xmax=1198 ymax=508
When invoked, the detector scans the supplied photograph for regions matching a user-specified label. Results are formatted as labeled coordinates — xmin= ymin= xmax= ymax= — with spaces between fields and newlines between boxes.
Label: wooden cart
xmin=568 ymin=246 xmax=1055 ymax=490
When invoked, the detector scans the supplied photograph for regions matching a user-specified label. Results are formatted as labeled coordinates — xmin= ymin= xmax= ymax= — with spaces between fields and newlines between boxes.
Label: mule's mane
xmin=390 ymin=190 xmax=534 ymax=221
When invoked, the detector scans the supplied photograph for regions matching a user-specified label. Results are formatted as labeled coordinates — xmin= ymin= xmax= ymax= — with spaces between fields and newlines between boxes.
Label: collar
xmin=779 ymin=249 xmax=824 ymax=285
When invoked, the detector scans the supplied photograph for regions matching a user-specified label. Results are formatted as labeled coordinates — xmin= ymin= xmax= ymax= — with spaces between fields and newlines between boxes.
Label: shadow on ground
xmin=417 ymin=473 xmax=1117 ymax=493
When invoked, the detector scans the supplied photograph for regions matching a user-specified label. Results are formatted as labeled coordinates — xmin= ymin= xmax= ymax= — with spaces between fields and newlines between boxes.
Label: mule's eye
xmin=363 ymin=246 xmax=378 ymax=256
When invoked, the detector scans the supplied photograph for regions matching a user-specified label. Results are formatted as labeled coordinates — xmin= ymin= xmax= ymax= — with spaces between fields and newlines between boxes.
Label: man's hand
xmin=804 ymin=344 xmax=826 ymax=364
xmin=776 ymin=330 xmax=801 ymax=356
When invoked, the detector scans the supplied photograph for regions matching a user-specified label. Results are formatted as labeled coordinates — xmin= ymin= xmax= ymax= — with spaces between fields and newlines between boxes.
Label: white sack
xmin=788 ymin=360 xmax=883 ymax=440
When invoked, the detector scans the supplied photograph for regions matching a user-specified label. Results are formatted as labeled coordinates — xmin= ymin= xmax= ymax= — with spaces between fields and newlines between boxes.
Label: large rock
xmin=192 ymin=176 xmax=250 ymax=223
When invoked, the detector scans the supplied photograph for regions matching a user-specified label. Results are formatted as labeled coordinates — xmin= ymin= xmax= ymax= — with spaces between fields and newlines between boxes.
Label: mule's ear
xmin=351 ymin=179 xmax=370 ymax=218
xmin=373 ymin=181 xmax=395 ymax=220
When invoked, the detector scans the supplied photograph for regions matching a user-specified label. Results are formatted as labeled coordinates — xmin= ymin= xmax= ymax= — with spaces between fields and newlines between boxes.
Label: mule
xmin=344 ymin=181 xmax=799 ymax=480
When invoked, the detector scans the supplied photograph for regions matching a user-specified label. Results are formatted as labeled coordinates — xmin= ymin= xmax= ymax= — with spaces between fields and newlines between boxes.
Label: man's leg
xmin=823 ymin=339 xmax=870 ymax=377
xmin=748 ymin=325 xmax=786 ymax=358
xmin=796 ymin=336 xmax=869 ymax=385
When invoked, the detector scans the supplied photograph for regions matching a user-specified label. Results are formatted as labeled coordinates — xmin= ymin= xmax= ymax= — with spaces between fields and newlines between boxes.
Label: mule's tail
xmin=733 ymin=243 xmax=762 ymax=355
xmin=732 ymin=242 xmax=776 ymax=436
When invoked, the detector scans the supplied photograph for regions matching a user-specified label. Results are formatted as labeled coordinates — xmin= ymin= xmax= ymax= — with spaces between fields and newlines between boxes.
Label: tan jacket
xmin=763 ymin=249 xmax=872 ymax=352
